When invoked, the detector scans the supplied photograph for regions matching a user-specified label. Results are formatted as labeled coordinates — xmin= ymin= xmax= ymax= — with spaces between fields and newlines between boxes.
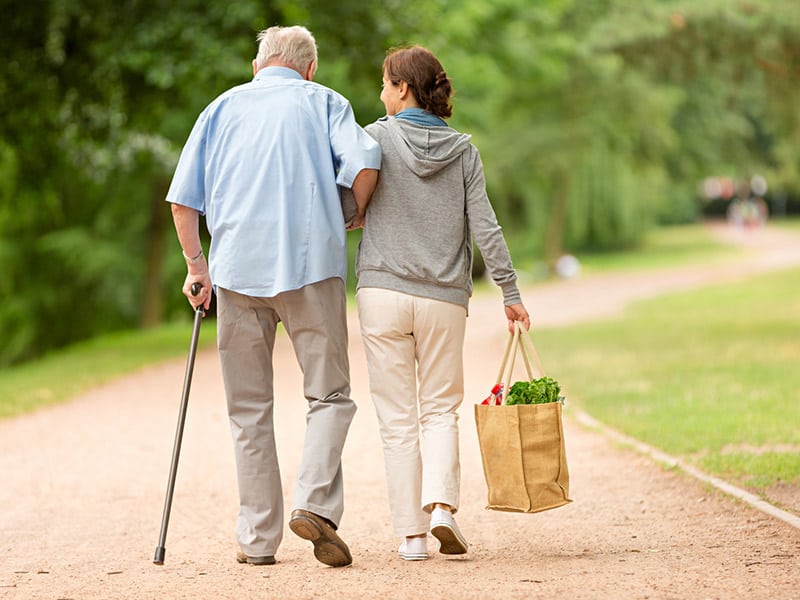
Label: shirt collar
xmin=254 ymin=66 xmax=304 ymax=82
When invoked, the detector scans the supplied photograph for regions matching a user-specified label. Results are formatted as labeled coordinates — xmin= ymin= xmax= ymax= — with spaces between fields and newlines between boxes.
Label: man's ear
xmin=305 ymin=60 xmax=317 ymax=81
xmin=252 ymin=59 xmax=258 ymax=76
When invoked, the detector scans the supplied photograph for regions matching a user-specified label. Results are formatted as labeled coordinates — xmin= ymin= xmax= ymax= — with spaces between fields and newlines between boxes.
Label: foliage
xmin=505 ymin=376 xmax=561 ymax=405
xmin=1 ymin=0 xmax=799 ymax=364
xmin=438 ymin=0 xmax=800 ymax=260
xmin=594 ymin=0 xmax=800 ymax=225
xmin=0 ymin=1 xmax=265 ymax=363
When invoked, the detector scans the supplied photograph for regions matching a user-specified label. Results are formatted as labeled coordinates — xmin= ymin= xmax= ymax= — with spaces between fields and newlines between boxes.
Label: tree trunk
xmin=543 ymin=169 xmax=570 ymax=273
xmin=139 ymin=179 xmax=169 ymax=327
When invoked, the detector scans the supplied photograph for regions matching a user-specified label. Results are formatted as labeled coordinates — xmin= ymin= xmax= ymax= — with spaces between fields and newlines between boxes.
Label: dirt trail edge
xmin=2 ymin=223 xmax=799 ymax=600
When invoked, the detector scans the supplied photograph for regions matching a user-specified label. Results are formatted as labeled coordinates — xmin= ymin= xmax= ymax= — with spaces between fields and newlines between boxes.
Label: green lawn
xmin=534 ymin=266 xmax=800 ymax=504
xmin=2 ymin=221 xmax=799 ymax=510
xmin=502 ymin=221 xmax=740 ymax=282
xmin=576 ymin=222 xmax=740 ymax=273
xmin=0 ymin=319 xmax=216 ymax=418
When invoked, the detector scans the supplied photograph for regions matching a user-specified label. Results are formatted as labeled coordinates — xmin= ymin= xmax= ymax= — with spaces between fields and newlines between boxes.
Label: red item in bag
xmin=481 ymin=383 xmax=504 ymax=406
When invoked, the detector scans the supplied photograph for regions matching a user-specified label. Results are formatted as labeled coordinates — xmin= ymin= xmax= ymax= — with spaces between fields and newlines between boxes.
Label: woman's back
xmin=357 ymin=117 xmax=479 ymax=308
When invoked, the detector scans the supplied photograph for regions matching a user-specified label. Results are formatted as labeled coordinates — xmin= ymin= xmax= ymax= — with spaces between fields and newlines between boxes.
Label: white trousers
xmin=357 ymin=288 xmax=466 ymax=536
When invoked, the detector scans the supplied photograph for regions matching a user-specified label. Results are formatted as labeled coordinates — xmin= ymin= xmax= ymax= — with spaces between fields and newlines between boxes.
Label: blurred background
xmin=1 ymin=0 xmax=798 ymax=367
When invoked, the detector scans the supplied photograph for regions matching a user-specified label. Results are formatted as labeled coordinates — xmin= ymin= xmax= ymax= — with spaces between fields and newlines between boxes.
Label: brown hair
xmin=383 ymin=45 xmax=453 ymax=119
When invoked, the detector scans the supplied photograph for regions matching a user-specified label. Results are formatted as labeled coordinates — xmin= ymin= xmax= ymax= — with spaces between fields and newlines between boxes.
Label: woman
xmin=356 ymin=45 xmax=530 ymax=561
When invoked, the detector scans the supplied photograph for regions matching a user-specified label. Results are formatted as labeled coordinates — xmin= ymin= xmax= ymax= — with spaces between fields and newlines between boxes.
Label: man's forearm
xmin=170 ymin=202 xmax=212 ymax=309
xmin=351 ymin=168 xmax=379 ymax=216
xmin=171 ymin=203 xmax=203 ymax=258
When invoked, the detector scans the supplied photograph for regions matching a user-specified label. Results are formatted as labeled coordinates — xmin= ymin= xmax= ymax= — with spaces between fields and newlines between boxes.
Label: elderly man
xmin=166 ymin=25 xmax=380 ymax=568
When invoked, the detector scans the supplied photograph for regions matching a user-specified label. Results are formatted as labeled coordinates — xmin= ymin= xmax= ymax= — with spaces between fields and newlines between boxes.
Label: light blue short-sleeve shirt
xmin=165 ymin=67 xmax=381 ymax=297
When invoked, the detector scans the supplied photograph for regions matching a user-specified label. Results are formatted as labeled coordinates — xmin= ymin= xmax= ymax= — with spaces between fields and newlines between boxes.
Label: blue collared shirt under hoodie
xmin=165 ymin=66 xmax=381 ymax=297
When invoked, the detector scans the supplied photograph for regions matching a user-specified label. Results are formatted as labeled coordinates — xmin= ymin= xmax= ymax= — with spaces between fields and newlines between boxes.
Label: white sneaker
xmin=398 ymin=536 xmax=429 ymax=561
xmin=430 ymin=508 xmax=468 ymax=555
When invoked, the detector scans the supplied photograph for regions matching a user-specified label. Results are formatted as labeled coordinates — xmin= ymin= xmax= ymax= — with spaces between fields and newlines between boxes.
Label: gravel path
xmin=1 ymin=223 xmax=799 ymax=599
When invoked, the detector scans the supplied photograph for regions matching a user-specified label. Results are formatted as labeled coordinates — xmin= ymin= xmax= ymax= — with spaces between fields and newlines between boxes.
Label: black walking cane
xmin=154 ymin=282 xmax=205 ymax=565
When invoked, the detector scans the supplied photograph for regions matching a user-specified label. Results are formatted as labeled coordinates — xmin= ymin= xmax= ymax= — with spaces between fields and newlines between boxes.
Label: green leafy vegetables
xmin=505 ymin=377 xmax=562 ymax=405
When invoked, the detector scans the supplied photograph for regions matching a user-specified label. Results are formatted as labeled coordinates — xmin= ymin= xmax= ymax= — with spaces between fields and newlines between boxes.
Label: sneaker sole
xmin=289 ymin=513 xmax=352 ymax=567
xmin=399 ymin=551 xmax=429 ymax=561
xmin=431 ymin=523 xmax=468 ymax=555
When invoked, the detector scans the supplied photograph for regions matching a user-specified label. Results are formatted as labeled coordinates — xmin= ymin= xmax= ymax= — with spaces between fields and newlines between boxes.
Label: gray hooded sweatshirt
xmin=356 ymin=116 xmax=521 ymax=310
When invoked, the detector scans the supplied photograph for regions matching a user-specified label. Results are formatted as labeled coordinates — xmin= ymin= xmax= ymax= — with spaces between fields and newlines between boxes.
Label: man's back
xmin=167 ymin=66 xmax=379 ymax=297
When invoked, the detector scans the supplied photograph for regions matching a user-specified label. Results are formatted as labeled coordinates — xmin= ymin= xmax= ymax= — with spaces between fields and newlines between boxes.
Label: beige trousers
xmin=216 ymin=278 xmax=356 ymax=557
xmin=356 ymin=287 xmax=466 ymax=537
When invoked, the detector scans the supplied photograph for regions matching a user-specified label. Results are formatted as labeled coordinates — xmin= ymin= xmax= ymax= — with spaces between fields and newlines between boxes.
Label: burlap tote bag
xmin=474 ymin=323 xmax=572 ymax=513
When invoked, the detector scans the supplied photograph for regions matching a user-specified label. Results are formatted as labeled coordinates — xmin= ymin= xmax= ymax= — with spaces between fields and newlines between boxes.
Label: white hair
xmin=255 ymin=25 xmax=317 ymax=73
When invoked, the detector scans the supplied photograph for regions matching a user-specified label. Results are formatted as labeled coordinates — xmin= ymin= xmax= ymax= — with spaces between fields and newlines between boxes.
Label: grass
xmin=2 ymin=221 xmax=798 ymax=506
xmin=0 ymin=319 xmax=216 ymax=419
xmin=772 ymin=217 xmax=800 ymax=234
xmin=576 ymin=222 xmax=739 ymax=273
xmin=533 ymin=265 xmax=800 ymax=500
xmin=503 ymin=221 xmax=739 ymax=283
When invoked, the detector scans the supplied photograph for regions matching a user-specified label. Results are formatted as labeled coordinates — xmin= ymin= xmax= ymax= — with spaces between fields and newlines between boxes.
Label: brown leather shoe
xmin=289 ymin=509 xmax=352 ymax=567
xmin=236 ymin=550 xmax=276 ymax=566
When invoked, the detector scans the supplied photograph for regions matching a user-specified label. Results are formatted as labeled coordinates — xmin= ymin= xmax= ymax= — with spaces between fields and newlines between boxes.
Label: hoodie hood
xmin=368 ymin=116 xmax=473 ymax=178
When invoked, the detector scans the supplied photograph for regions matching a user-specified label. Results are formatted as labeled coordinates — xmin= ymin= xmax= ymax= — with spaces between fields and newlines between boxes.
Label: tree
xmin=436 ymin=0 xmax=800 ymax=265
xmin=1 ymin=0 xmax=798 ymax=364
xmin=0 ymin=0 xmax=441 ymax=364
xmin=0 ymin=1 xmax=270 ymax=363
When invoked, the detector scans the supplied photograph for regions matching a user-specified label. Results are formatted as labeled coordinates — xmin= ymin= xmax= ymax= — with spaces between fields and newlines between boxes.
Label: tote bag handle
xmin=517 ymin=322 xmax=546 ymax=380
xmin=497 ymin=322 xmax=547 ymax=400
